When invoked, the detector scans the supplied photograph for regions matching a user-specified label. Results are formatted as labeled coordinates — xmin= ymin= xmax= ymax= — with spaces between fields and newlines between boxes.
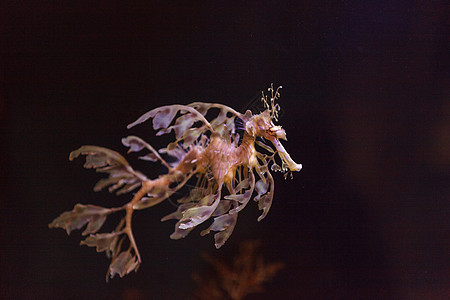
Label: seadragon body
xmin=50 ymin=85 xmax=302 ymax=279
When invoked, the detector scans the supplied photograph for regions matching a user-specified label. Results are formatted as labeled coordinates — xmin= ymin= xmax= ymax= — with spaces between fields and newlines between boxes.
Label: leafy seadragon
xmin=49 ymin=85 xmax=302 ymax=279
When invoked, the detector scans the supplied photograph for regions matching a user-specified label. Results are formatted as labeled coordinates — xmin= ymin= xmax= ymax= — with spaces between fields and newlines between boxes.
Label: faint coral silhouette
xmin=193 ymin=240 xmax=284 ymax=300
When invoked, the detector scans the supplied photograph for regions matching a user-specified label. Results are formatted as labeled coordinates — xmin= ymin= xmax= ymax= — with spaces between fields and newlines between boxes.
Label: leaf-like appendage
xmin=252 ymin=151 xmax=279 ymax=222
xmin=48 ymin=204 xmax=109 ymax=235
xmin=132 ymin=192 xmax=170 ymax=210
xmin=171 ymin=113 xmax=196 ymax=139
xmin=127 ymin=105 xmax=214 ymax=147
xmin=163 ymin=185 xmax=214 ymax=240
xmin=161 ymin=203 xmax=196 ymax=222
xmin=201 ymin=213 xmax=238 ymax=249
xmin=256 ymin=173 xmax=274 ymax=222
xmin=233 ymin=177 xmax=250 ymax=193
xmin=108 ymin=250 xmax=140 ymax=279
xmin=70 ymin=146 xmax=147 ymax=195
xmin=177 ymin=193 xmax=220 ymax=230
xmin=169 ymin=223 xmax=195 ymax=240
xmin=178 ymin=198 xmax=220 ymax=229
xmin=122 ymin=135 xmax=171 ymax=170
xmin=225 ymin=171 xmax=255 ymax=214
xmin=254 ymin=179 xmax=269 ymax=199
xmin=81 ymin=232 xmax=119 ymax=257
xmin=82 ymin=214 xmax=108 ymax=236
xmin=152 ymin=107 xmax=178 ymax=130
xmin=127 ymin=106 xmax=179 ymax=130
xmin=197 ymin=171 xmax=255 ymax=248
xmin=181 ymin=127 xmax=204 ymax=149
xmin=213 ymin=218 xmax=238 ymax=249
xmin=188 ymin=102 xmax=245 ymax=144
xmin=212 ymin=200 xmax=232 ymax=217
xmin=158 ymin=145 xmax=187 ymax=168
xmin=128 ymin=103 xmax=245 ymax=153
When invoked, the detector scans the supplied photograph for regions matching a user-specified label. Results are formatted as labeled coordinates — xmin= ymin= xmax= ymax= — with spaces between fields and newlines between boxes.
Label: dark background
xmin=1 ymin=1 xmax=448 ymax=299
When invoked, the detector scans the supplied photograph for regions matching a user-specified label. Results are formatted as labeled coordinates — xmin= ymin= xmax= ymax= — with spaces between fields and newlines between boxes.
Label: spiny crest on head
xmin=261 ymin=83 xmax=282 ymax=122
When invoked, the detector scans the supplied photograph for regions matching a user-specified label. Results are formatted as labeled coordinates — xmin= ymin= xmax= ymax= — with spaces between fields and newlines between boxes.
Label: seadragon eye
xmin=268 ymin=125 xmax=287 ymax=140
xmin=269 ymin=125 xmax=282 ymax=133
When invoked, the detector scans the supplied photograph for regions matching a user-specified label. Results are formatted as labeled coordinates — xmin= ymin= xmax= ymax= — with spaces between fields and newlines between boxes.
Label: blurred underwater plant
xmin=193 ymin=240 xmax=285 ymax=300
xmin=49 ymin=84 xmax=301 ymax=279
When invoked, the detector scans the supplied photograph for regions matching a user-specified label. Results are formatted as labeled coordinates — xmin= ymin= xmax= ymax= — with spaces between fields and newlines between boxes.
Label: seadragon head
xmin=244 ymin=85 xmax=302 ymax=173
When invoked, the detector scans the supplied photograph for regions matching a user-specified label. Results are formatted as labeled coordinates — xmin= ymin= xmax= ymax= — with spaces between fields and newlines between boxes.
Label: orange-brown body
xmin=49 ymin=85 xmax=302 ymax=279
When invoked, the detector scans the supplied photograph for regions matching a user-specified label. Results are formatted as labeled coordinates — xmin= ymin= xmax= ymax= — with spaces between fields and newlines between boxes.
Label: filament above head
xmin=261 ymin=84 xmax=282 ymax=122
